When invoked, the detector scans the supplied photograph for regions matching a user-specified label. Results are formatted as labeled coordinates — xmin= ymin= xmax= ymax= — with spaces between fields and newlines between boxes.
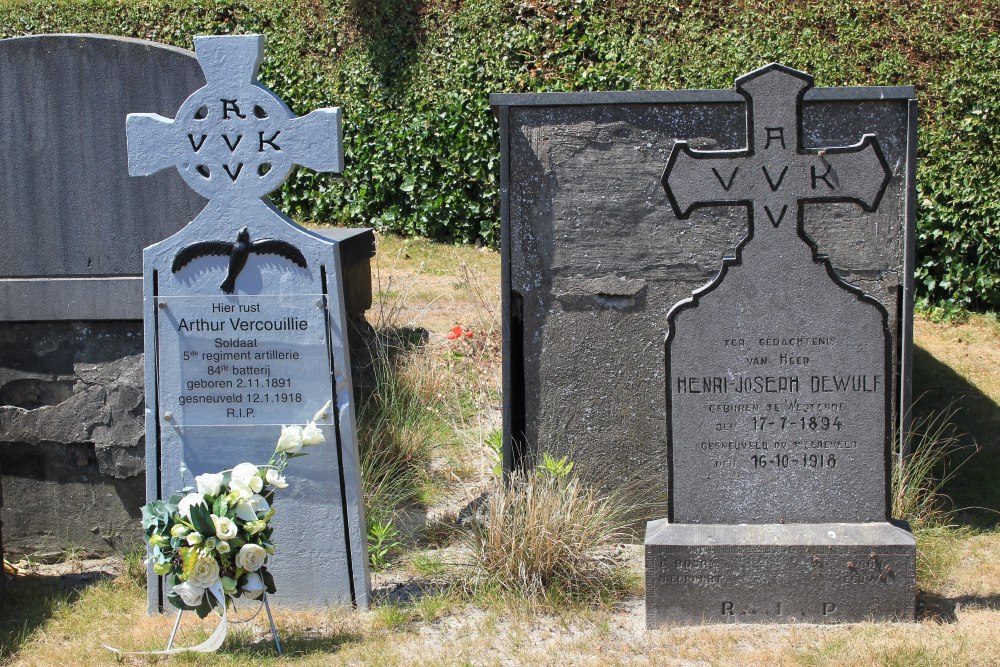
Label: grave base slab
xmin=645 ymin=519 xmax=915 ymax=627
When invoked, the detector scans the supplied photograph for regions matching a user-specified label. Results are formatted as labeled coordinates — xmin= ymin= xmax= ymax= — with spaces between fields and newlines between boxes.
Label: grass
xmin=408 ymin=552 xmax=448 ymax=578
xmin=2 ymin=236 xmax=999 ymax=665
xmin=913 ymin=313 xmax=1000 ymax=527
xmin=351 ymin=232 xmax=503 ymax=572
xmin=893 ymin=403 xmax=976 ymax=530
xmin=458 ymin=465 xmax=643 ymax=605
xmin=914 ymin=525 xmax=971 ymax=593
xmin=356 ymin=336 xmax=443 ymax=527
xmin=119 ymin=546 xmax=148 ymax=588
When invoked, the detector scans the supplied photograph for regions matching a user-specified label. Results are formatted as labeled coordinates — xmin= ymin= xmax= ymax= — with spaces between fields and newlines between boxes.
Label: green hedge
xmin=1 ymin=0 xmax=997 ymax=309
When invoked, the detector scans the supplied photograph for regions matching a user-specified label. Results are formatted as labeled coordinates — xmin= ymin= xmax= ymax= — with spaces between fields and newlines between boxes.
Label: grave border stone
xmin=490 ymin=81 xmax=917 ymax=481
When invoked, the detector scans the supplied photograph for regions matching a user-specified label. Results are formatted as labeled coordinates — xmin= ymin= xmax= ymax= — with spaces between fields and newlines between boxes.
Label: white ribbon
xmin=105 ymin=581 xmax=229 ymax=655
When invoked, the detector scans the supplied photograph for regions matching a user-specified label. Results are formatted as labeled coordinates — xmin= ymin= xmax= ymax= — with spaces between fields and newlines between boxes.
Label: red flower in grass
xmin=447 ymin=325 xmax=474 ymax=340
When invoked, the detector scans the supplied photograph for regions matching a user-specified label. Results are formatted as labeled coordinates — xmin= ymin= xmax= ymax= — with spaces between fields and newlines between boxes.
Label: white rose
xmin=301 ymin=422 xmax=325 ymax=446
xmin=195 ymin=472 xmax=224 ymax=497
xmin=186 ymin=531 xmax=203 ymax=546
xmin=187 ymin=555 xmax=220 ymax=588
xmin=249 ymin=494 xmax=270 ymax=515
xmin=265 ymin=469 xmax=288 ymax=489
xmin=235 ymin=543 xmax=267 ymax=572
xmin=177 ymin=492 xmax=206 ymax=519
xmin=212 ymin=514 xmax=238 ymax=540
xmin=235 ymin=501 xmax=257 ymax=522
xmin=229 ymin=479 xmax=253 ymax=502
xmin=276 ymin=425 xmax=303 ymax=454
xmin=173 ymin=580 xmax=205 ymax=607
xmin=231 ymin=463 xmax=259 ymax=486
xmin=241 ymin=571 xmax=266 ymax=599
xmin=216 ymin=540 xmax=231 ymax=554
xmin=248 ymin=476 xmax=264 ymax=494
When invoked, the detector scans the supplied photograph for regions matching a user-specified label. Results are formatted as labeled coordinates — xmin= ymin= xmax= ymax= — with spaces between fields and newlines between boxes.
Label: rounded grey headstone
xmin=0 ymin=34 xmax=206 ymax=320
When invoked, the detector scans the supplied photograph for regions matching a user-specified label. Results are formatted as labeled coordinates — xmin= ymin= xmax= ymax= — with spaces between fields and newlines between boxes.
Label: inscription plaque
xmin=644 ymin=65 xmax=915 ymax=626
xmin=158 ymin=295 xmax=331 ymax=426
xmin=669 ymin=272 xmax=889 ymax=523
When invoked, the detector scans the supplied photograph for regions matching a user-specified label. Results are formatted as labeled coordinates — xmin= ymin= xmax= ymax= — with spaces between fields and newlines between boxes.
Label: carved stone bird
xmin=171 ymin=226 xmax=308 ymax=293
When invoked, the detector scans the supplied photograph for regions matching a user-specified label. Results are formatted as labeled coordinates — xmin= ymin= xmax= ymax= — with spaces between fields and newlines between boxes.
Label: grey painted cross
xmin=126 ymin=34 xmax=342 ymax=217
xmin=662 ymin=64 xmax=891 ymax=242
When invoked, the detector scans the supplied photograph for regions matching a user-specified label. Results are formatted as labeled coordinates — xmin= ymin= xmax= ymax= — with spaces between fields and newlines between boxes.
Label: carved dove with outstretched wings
xmin=172 ymin=226 xmax=308 ymax=294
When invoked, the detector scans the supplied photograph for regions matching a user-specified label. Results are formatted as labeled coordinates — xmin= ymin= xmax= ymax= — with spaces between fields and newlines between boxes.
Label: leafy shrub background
xmin=1 ymin=0 xmax=997 ymax=309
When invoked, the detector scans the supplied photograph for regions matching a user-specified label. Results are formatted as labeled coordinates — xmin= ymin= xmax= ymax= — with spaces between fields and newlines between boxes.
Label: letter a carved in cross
xmin=662 ymin=64 xmax=891 ymax=242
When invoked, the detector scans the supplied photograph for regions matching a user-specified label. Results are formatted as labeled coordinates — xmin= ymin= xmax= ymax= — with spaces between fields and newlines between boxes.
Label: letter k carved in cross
xmin=662 ymin=64 xmax=892 ymax=241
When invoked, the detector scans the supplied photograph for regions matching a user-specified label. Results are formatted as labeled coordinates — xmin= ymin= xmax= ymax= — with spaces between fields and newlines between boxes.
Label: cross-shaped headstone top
xmin=662 ymin=64 xmax=891 ymax=244
xmin=661 ymin=64 xmax=897 ymax=526
xmin=126 ymin=34 xmax=342 ymax=212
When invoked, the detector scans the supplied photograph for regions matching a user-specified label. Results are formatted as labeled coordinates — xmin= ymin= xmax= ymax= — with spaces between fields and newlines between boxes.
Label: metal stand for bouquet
xmin=165 ymin=594 xmax=283 ymax=656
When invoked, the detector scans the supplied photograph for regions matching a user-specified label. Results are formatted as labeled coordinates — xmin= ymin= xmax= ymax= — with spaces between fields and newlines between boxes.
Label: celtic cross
xmin=126 ymin=35 xmax=342 ymax=219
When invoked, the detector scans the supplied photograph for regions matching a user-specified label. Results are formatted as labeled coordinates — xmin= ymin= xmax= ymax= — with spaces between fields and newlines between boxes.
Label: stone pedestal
xmin=645 ymin=520 xmax=915 ymax=626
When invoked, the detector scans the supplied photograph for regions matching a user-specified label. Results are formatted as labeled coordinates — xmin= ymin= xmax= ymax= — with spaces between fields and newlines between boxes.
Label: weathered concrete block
xmin=0 ymin=322 xmax=145 ymax=556
xmin=645 ymin=520 xmax=915 ymax=626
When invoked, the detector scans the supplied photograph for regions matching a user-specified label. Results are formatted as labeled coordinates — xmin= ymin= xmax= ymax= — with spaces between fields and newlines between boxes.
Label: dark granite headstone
xmin=490 ymin=69 xmax=916 ymax=500
xmin=646 ymin=65 xmax=914 ymax=625
xmin=0 ymin=35 xmax=206 ymax=320
xmin=663 ymin=65 xmax=892 ymax=525
xmin=493 ymin=63 xmax=917 ymax=625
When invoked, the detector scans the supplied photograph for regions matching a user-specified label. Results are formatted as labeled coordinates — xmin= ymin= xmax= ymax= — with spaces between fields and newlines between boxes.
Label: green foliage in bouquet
xmin=141 ymin=402 xmax=331 ymax=618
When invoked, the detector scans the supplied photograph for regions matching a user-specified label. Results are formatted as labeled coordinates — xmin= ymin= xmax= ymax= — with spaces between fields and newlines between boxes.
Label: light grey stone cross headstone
xmin=129 ymin=34 xmax=369 ymax=613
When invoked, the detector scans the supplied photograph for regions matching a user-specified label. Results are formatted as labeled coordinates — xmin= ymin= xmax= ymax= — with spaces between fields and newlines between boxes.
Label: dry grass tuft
xmin=459 ymin=467 xmax=638 ymax=604
xmin=892 ymin=403 xmax=977 ymax=529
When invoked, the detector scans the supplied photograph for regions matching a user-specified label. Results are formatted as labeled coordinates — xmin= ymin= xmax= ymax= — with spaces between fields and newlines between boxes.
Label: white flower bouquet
xmin=141 ymin=402 xmax=331 ymax=618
